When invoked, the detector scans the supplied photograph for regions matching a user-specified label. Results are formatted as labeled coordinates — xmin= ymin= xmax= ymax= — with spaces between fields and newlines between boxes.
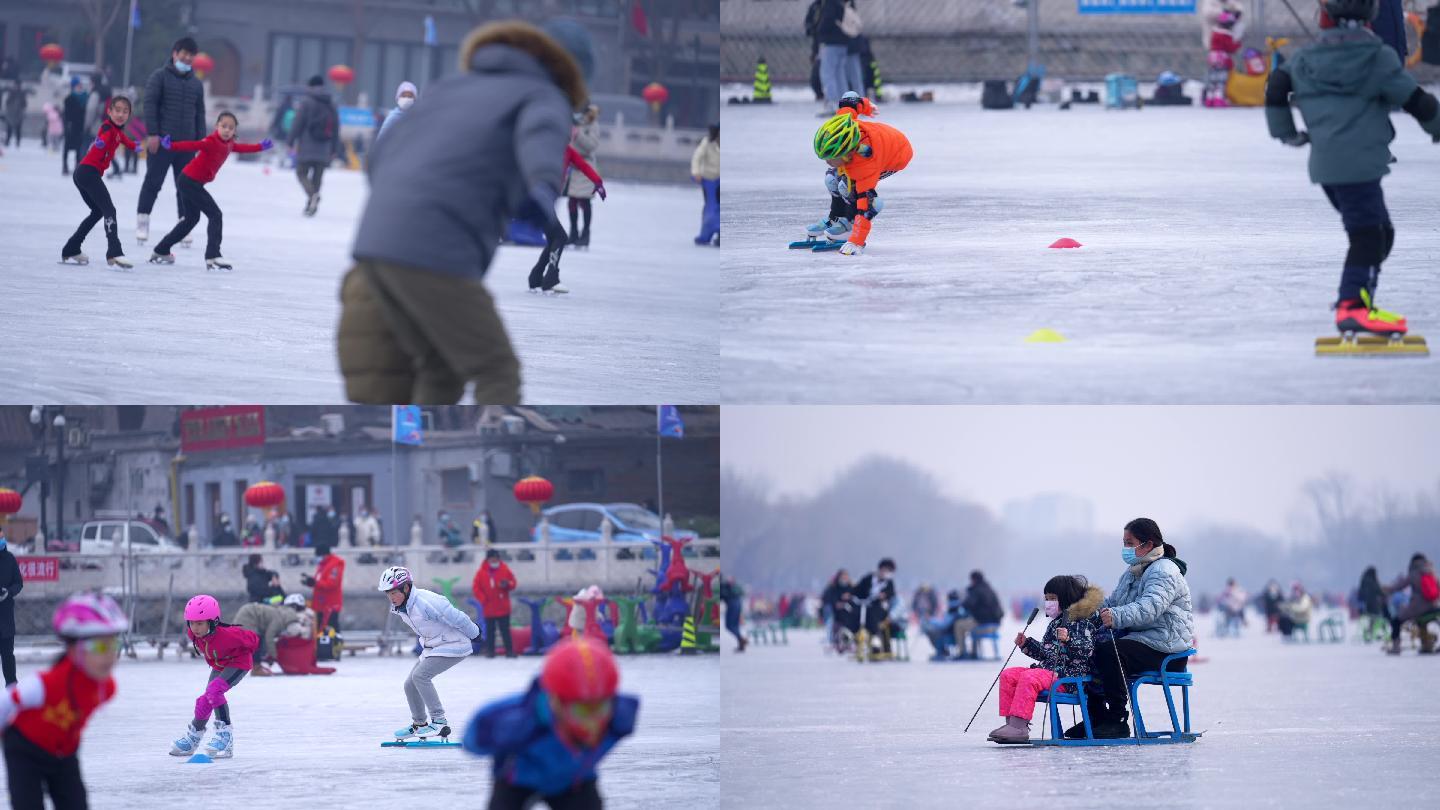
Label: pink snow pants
xmin=998 ymin=667 xmax=1057 ymax=721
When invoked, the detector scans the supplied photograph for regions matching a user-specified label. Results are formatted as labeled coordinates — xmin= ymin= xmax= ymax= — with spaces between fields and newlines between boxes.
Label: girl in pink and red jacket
xmin=170 ymin=594 xmax=259 ymax=759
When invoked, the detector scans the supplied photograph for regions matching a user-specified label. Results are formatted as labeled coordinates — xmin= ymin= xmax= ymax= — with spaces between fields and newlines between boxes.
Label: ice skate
xmin=543 ymin=285 xmax=570 ymax=296
xmin=204 ymin=721 xmax=233 ymax=758
xmin=790 ymin=217 xmax=836 ymax=249
xmin=1316 ymin=291 xmax=1427 ymax=356
xmin=60 ymin=253 xmax=89 ymax=265
xmin=169 ymin=724 xmax=203 ymax=756
xmin=149 ymin=252 xmax=175 ymax=265
xmin=135 ymin=213 xmax=149 ymax=244
xmin=107 ymin=256 xmax=133 ymax=270
xmin=207 ymin=256 xmax=234 ymax=272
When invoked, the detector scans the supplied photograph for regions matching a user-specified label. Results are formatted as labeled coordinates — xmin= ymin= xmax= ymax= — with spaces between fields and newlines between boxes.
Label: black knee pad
xmin=1345 ymin=225 xmax=1386 ymax=268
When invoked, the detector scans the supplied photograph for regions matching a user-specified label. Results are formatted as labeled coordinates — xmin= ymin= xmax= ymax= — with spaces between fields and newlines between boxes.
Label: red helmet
xmin=541 ymin=637 xmax=619 ymax=702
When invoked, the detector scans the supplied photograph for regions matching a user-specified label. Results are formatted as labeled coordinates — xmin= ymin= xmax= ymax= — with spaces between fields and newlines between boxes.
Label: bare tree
xmin=75 ymin=0 xmax=127 ymax=76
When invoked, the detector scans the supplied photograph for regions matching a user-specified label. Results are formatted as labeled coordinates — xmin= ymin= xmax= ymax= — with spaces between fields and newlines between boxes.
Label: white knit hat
xmin=395 ymin=81 xmax=417 ymax=102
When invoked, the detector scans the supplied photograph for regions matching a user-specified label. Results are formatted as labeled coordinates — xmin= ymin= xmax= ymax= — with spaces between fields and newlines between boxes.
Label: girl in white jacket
xmin=379 ymin=566 xmax=479 ymax=740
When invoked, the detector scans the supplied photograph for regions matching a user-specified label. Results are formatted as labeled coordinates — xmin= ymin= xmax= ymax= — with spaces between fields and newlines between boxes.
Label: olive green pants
xmin=337 ymin=259 xmax=521 ymax=404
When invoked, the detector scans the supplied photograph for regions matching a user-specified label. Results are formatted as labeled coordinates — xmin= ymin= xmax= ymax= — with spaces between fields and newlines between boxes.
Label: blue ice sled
xmin=1030 ymin=648 xmax=1201 ymax=746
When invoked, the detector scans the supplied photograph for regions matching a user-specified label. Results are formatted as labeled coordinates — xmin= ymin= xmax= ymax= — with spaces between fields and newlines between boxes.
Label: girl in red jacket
xmin=472 ymin=549 xmax=518 ymax=658
xmin=148 ymin=111 xmax=273 ymax=270
xmin=170 ymin=594 xmax=259 ymax=759
xmin=301 ymin=551 xmax=346 ymax=634
xmin=61 ymin=95 xmax=135 ymax=269
xmin=528 ymin=143 xmax=604 ymax=294
xmin=2 ymin=592 xmax=127 ymax=810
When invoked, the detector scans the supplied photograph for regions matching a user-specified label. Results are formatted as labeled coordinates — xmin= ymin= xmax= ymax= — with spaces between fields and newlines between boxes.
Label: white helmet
xmin=378 ymin=566 xmax=412 ymax=592
xmin=283 ymin=593 xmax=306 ymax=608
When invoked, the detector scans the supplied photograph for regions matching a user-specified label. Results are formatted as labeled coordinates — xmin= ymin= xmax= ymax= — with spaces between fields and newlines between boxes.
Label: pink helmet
xmin=184 ymin=594 xmax=221 ymax=622
xmin=53 ymin=592 xmax=130 ymax=639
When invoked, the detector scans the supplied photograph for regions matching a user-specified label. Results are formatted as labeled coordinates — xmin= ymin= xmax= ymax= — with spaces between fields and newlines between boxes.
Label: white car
xmin=79 ymin=520 xmax=183 ymax=555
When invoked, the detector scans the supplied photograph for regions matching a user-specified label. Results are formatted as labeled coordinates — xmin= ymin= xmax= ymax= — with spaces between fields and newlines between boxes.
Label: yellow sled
xmin=1315 ymin=334 xmax=1429 ymax=357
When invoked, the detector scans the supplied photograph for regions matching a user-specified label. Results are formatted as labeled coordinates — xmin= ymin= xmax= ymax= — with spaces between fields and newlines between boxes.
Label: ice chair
xmin=1127 ymin=648 xmax=1196 ymax=739
xmin=972 ymin=624 xmax=1001 ymax=660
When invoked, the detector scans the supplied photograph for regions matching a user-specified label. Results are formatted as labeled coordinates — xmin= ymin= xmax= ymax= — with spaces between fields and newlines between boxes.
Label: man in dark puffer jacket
xmin=137 ymin=37 xmax=206 ymax=245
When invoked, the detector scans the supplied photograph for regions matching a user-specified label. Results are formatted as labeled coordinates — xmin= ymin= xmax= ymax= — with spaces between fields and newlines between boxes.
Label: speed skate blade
xmin=811 ymin=241 xmax=845 ymax=253
xmin=1315 ymin=334 xmax=1428 ymax=357
xmin=789 ymin=238 xmax=825 ymax=249
xmin=381 ymin=739 xmax=461 ymax=748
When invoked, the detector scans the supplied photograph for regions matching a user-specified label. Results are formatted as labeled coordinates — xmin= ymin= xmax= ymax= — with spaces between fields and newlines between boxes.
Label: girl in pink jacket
xmin=170 ymin=594 xmax=259 ymax=759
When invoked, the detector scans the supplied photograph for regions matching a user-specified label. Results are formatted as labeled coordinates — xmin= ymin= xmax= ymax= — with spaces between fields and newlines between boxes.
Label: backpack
xmin=315 ymin=626 xmax=344 ymax=661
xmin=981 ymin=80 xmax=1014 ymax=110
xmin=308 ymin=100 xmax=334 ymax=141
xmin=1421 ymin=571 xmax=1439 ymax=602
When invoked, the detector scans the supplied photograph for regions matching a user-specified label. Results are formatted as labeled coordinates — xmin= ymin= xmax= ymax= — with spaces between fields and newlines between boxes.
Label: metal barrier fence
xmin=721 ymin=0 xmax=1440 ymax=87
xmin=11 ymin=540 xmax=721 ymax=647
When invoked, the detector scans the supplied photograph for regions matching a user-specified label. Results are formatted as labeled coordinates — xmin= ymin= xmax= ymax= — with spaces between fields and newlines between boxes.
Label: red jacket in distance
xmin=79 ymin=117 xmax=136 ymax=174
xmin=167 ymin=130 xmax=264 ymax=184
xmin=9 ymin=655 xmax=117 ymax=758
xmin=311 ymin=553 xmax=346 ymax=614
xmin=473 ymin=561 xmax=518 ymax=618
xmin=187 ymin=622 xmax=260 ymax=672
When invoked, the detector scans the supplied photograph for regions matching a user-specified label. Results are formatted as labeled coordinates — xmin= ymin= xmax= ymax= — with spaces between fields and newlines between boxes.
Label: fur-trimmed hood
xmin=459 ymin=21 xmax=586 ymax=110
xmin=1066 ymin=584 xmax=1105 ymax=622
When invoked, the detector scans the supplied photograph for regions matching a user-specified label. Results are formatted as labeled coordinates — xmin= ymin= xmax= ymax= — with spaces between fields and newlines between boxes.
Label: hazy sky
xmin=723 ymin=406 xmax=1440 ymax=537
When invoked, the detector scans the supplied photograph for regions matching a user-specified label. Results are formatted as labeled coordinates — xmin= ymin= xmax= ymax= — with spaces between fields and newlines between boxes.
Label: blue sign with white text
xmin=1079 ymin=0 xmax=1196 ymax=13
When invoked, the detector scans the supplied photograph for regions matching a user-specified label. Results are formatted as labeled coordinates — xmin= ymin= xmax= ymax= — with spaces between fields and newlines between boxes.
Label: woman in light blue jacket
xmin=376 ymin=81 xmax=416 ymax=143
xmin=1071 ymin=517 xmax=1194 ymax=740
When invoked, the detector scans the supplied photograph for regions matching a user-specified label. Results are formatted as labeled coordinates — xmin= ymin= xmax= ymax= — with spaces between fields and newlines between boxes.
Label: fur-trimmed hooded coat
xmin=1021 ymin=584 xmax=1103 ymax=681
xmin=352 ymin=21 xmax=587 ymax=280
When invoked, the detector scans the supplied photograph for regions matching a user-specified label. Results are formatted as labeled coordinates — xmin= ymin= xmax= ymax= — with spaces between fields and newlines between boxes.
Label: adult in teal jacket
xmin=1069 ymin=518 xmax=1193 ymax=739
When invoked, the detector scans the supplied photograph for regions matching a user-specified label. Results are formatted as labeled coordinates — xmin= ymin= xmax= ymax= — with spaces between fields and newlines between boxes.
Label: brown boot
xmin=989 ymin=715 xmax=1031 ymax=744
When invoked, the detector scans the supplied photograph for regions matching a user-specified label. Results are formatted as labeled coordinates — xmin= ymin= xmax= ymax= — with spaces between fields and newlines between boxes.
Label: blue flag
xmin=130 ymin=0 xmax=140 ymax=30
xmin=393 ymin=406 xmax=423 ymax=446
xmin=657 ymin=406 xmax=684 ymax=438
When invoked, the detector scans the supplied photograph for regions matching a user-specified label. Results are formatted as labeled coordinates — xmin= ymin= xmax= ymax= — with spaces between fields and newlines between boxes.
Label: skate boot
xmin=149 ymin=252 xmax=175 ymax=265
xmin=543 ymin=285 xmax=570 ymax=296
xmin=135 ymin=213 xmax=149 ymax=244
xmin=431 ymin=717 xmax=452 ymax=738
xmin=181 ymin=235 xmax=193 ymax=249
xmin=394 ymin=721 xmax=429 ymax=740
xmin=60 ymin=253 xmax=90 ymax=265
xmin=204 ymin=721 xmax=233 ymax=759
xmin=577 ymin=228 xmax=590 ymax=249
xmin=207 ymin=256 xmax=233 ymax=272
xmin=804 ymin=217 xmax=834 ymax=240
xmin=1336 ymin=290 xmax=1407 ymax=337
xmin=169 ymin=724 xmax=203 ymax=756
xmin=823 ymin=217 xmax=853 ymax=242
xmin=107 ymin=256 xmax=133 ymax=270
xmin=988 ymin=715 xmax=1031 ymax=744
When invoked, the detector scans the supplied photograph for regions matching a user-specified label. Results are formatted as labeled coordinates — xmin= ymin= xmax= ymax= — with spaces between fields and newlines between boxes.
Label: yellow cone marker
xmin=1025 ymin=328 xmax=1066 ymax=343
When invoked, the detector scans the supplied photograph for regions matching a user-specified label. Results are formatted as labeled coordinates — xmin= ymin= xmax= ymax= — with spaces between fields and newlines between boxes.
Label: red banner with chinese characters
xmin=180 ymin=406 xmax=266 ymax=453
xmin=18 ymin=557 xmax=59 ymax=581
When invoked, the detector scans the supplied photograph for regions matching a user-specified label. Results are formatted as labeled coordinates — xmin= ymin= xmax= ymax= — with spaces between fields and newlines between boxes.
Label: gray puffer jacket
xmin=1104 ymin=556 xmax=1194 ymax=654
xmin=353 ymin=22 xmax=585 ymax=279
xmin=290 ymin=89 xmax=339 ymax=164
xmin=142 ymin=62 xmax=206 ymax=140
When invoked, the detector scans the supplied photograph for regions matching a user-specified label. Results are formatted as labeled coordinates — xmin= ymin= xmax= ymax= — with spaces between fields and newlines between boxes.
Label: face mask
xmin=1043 ymin=599 xmax=1060 ymax=618
xmin=1121 ymin=547 xmax=1138 ymax=565
xmin=397 ymin=96 xmax=414 ymax=110
xmin=174 ymin=59 xmax=192 ymax=73
xmin=488 ymin=561 xmax=500 ymax=569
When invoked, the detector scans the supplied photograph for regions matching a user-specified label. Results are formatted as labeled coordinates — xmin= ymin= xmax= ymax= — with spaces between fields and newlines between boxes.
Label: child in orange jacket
xmin=808 ymin=93 xmax=913 ymax=255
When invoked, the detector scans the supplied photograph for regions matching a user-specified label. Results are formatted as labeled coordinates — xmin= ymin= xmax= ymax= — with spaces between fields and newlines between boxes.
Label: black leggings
xmin=484 ymin=616 xmax=514 ymax=656
xmin=63 ymin=165 xmax=123 ymax=259
xmin=296 ymin=161 xmax=326 ymax=196
xmin=488 ymin=778 xmax=601 ymax=810
xmin=528 ymin=219 xmax=569 ymax=290
xmin=138 ymin=146 xmax=194 ymax=219
xmin=567 ymin=198 xmax=591 ymax=237
xmin=1 ymin=635 xmax=15 ymax=685
xmin=1091 ymin=638 xmax=1187 ymax=717
xmin=155 ymin=174 xmax=222 ymax=259
xmin=3 ymin=727 xmax=89 ymax=810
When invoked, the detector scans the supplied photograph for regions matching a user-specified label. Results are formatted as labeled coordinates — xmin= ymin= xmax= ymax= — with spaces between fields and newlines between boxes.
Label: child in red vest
xmin=2 ymin=592 xmax=128 ymax=809
xmin=148 ymin=111 xmax=273 ymax=270
xmin=61 ymin=95 xmax=136 ymax=268
xmin=170 ymin=594 xmax=259 ymax=759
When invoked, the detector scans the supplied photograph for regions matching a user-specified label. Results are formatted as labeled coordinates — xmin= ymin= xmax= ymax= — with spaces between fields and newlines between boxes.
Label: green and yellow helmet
xmin=814 ymin=113 xmax=861 ymax=161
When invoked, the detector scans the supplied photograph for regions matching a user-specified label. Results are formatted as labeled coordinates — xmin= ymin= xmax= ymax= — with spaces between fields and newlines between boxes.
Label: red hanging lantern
xmin=244 ymin=481 xmax=285 ymax=510
xmin=192 ymin=52 xmax=214 ymax=80
xmin=327 ymin=64 xmax=354 ymax=87
xmin=513 ymin=476 xmax=554 ymax=515
xmin=641 ymin=82 xmax=669 ymax=113
xmin=39 ymin=43 xmax=64 ymax=68
xmin=0 ymin=488 xmax=22 ymax=516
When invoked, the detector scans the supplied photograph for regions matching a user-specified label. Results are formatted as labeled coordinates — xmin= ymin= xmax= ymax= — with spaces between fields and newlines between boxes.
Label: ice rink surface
xmin=6 ymin=649 xmax=717 ymax=809
xmin=721 ymin=623 xmax=1440 ymax=809
xmin=722 ymin=101 xmax=1440 ymax=402
xmin=0 ymin=147 xmax=718 ymax=403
